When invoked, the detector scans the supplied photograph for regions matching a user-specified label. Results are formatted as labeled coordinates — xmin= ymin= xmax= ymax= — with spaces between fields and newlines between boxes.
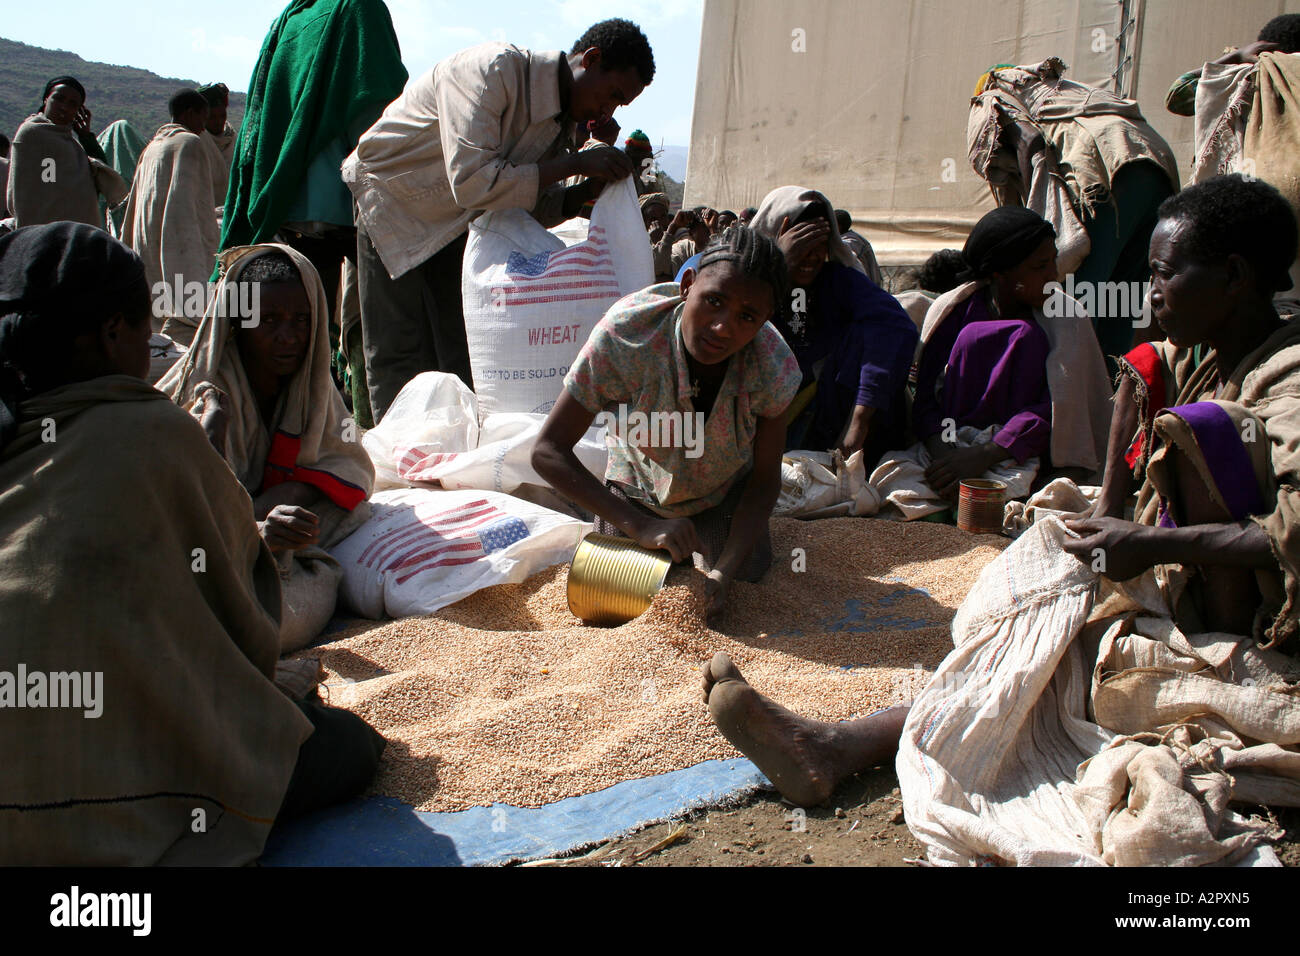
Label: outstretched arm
xmin=1094 ymin=374 xmax=1140 ymax=518
xmin=706 ymin=414 xmax=787 ymax=615
xmin=532 ymin=390 xmax=701 ymax=562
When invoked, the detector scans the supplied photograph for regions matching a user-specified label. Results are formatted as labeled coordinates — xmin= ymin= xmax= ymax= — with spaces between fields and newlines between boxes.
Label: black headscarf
xmin=0 ymin=223 xmax=149 ymax=449
xmin=960 ymin=206 xmax=1056 ymax=281
xmin=40 ymin=75 xmax=87 ymax=111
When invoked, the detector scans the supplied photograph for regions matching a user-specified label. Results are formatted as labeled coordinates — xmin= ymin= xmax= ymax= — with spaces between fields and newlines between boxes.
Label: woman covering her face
xmin=750 ymin=186 xmax=919 ymax=466
xmin=6 ymin=76 xmax=128 ymax=229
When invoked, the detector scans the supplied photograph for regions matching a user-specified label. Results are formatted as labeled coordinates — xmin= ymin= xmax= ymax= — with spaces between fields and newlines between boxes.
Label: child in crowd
xmin=160 ymin=245 xmax=374 ymax=652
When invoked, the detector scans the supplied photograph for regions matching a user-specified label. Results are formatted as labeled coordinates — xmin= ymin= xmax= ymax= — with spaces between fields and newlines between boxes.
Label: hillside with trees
xmin=0 ymin=37 xmax=245 ymax=142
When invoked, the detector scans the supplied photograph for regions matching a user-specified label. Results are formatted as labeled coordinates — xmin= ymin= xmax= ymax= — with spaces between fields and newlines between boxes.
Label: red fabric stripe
xmin=262 ymin=433 xmax=366 ymax=510
xmin=1122 ymin=343 xmax=1166 ymax=469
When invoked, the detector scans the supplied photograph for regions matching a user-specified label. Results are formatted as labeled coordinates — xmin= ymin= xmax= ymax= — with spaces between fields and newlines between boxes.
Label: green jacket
xmin=217 ymin=0 xmax=408 ymax=269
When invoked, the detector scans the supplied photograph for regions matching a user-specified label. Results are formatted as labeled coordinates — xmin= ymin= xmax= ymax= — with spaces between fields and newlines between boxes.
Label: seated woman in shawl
xmin=872 ymin=206 xmax=1113 ymax=520
xmin=1066 ymin=174 xmax=1300 ymax=645
xmin=160 ymin=246 xmax=374 ymax=652
xmin=533 ymin=227 xmax=801 ymax=620
xmin=749 ymin=186 xmax=918 ymax=464
xmin=0 ymin=223 xmax=383 ymax=864
xmin=6 ymin=77 xmax=128 ymax=229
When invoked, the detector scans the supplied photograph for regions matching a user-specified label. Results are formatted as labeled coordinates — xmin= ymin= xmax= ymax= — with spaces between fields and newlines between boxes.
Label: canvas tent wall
xmin=684 ymin=0 xmax=1298 ymax=265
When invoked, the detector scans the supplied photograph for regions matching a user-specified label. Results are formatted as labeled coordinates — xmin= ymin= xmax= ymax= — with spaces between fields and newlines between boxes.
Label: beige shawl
xmin=920 ymin=280 xmax=1113 ymax=474
xmin=0 ymin=376 xmax=312 ymax=864
xmin=6 ymin=113 xmax=128 ymax=229
xmin=1191 ymin=61 xmax=1256 ymax=184
xmin=1125 ymin=322 xmax=1300 ymax=647
xmin=119 ymin=124 xmax=220 ymax=332
xmin=159 ymin=243 xmax=373 ymax=548
xmin=980 ymin=58 xmax=1179 ymax=215
xmin=201 ymin=122 xmax=236 ymax=208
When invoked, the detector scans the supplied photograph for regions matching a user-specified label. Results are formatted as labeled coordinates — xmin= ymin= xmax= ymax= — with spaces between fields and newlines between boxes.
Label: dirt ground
xmin=518 ymin=765 xmax=921 ymax=867
xmin=519 ymin=768 xmax=1300 ymax=867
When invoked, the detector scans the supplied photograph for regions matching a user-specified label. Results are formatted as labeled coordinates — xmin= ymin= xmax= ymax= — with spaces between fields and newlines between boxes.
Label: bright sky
xmin=2 ymin=0 xmax=703 ymax=145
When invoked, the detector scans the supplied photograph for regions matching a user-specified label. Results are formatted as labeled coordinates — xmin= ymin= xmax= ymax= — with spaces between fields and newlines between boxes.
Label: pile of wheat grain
xmin=304 ymin=517 xmax=1005 ymax=811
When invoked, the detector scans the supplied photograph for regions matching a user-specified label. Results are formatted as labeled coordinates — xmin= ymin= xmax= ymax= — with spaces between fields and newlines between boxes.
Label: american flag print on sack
xmin=498 ymin=225 xmax=621 ymax=306
xmin=357 ymin=497 xmax=531 ymax=585
xmin=393 ymin=444 xmax=460 ymax=482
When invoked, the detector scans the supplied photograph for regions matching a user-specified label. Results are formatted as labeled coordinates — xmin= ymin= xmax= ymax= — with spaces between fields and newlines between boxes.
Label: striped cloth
xmin=500 ymin=224 xmax=619 ymax=306
xmin=356 ymin=495 xmax=531 ymax=585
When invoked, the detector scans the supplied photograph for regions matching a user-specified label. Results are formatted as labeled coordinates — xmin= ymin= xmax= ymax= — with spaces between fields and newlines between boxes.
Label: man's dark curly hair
xmin=1157 ymin=174 xmax=1299 ymax=294
xmin=1259 ymin=14 xmax=1300 ymax=53
xmin=918 ymin=249 xmax=965 ymax=294
xmin=571 ymin=19 xmax=655 ymax=86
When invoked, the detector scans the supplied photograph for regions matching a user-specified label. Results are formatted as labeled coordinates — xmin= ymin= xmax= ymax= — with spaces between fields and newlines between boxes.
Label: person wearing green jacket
xmin=219 ymin=0 xmax=408 ymax=341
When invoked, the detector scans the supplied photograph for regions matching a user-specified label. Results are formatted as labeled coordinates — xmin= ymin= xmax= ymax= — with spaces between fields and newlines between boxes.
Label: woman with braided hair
xmin=534 ymin=226 xmax=801 ymax=620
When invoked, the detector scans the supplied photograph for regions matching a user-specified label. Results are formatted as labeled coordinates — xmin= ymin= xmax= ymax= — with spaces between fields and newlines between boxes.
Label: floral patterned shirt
xmin=564 ymin=282 xmax=800 ymax=516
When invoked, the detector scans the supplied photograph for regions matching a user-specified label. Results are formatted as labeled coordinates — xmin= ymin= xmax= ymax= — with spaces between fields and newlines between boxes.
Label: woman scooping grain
xmin=532 ymin=226 xmax=800 ymax=620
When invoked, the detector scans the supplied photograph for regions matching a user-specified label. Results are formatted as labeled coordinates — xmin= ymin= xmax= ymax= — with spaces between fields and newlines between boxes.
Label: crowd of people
xmin=2 ymin=3 xmax=1299 ymax=865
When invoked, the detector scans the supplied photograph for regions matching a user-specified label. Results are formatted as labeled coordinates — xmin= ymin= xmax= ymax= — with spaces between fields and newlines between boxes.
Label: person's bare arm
xmin=1215 ymin=40 xmax=1282 ymax=66
xmin=252 ymin=482 xmax=324 ymax=521
xmin=1061 ymin=516 xmax=1275 ymax=581
xmin=1094 ymin=374 xmax=1140 ymax=518
xmin=532 ymin=390 xmax=701 ymax=561
xmin=712 ymin=415 xmax=786 ymax=581
xmin=837 ymin=405 xmax=876 ymax=458
xmin=537 ymin=145 xmax=633 ymax=190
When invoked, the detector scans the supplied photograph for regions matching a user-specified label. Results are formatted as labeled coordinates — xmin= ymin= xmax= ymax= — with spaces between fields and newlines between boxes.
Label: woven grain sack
xmin=462 ymin=175 xmax=654 ymax=417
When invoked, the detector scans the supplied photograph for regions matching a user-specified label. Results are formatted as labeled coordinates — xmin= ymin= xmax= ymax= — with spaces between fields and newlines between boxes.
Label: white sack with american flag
xmin=330 ymin=488 xmax=593 ymax=619
xmin=462 ymin=175 xmax=654 ymax=417
xmin=363 ymin=371 xmax=607 ymax=494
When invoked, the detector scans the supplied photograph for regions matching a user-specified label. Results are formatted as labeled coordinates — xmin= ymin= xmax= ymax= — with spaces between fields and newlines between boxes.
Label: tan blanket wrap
xmin=1122 ymin=323 xmax=1300 ymax=647
xmin=119 ymin=124 xmax=220 ymax=332
xmin=0 ymin=376 xmax=311 ymax=864
xmin=7 ymin=113 xmax=128 ymax=229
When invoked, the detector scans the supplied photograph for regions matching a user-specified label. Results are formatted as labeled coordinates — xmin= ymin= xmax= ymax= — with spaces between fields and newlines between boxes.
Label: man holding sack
xmin=344 ymin=18 xmax=656 ymax=421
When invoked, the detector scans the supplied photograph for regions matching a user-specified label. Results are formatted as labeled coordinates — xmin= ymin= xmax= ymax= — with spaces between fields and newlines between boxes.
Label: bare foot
xmin=702 ymin=651 xmax=847 ymax=806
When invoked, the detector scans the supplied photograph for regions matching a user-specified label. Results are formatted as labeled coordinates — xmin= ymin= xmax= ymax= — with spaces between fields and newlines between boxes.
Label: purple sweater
xmin=913 ymin=291 xmax=1052 ymax=463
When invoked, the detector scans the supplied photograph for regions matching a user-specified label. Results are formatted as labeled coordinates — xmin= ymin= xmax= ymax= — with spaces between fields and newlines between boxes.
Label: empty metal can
xmin=567 ymin=533 xmax=672 ymax=626
xmin=956 ymin=478 xmax=1008 ymax=534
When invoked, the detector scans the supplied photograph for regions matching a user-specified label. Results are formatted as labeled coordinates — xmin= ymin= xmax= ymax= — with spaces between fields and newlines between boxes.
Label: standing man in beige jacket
xmin=344 ymin=18 xmax=655 ymax=421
